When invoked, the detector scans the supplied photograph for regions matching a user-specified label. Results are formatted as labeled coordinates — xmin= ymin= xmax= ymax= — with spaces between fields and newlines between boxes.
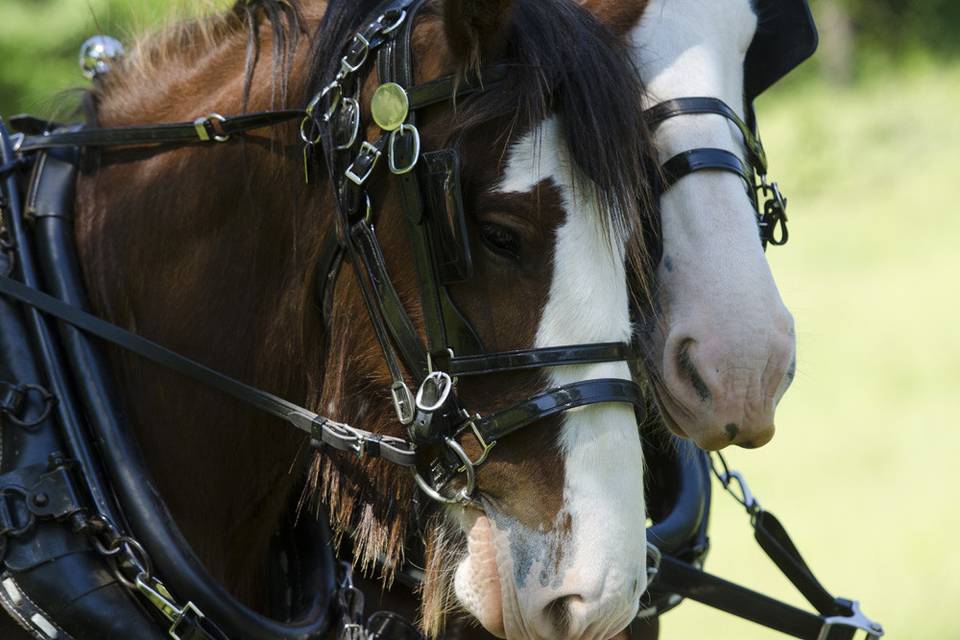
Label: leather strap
xmin=471 ymin=378 xmax=645 ymax=443
xmin=660 ymin=148 xmax=753 ymax=191
xmin=654 ymin=556 xmax=828 ymax=640
xmin=645 ymin=96 xmax=766 ymax=171
xmin=447 ymin=342 xmax=636 ymax=377
xmin=0 ymin=273 xmax=417 ymax=468
xmin=17 ymin=110 xmax=303 ymax=151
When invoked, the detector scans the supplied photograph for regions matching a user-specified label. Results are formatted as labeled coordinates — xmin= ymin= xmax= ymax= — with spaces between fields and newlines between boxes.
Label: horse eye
xmin=479 ymin=223 xmax=521 ymax=261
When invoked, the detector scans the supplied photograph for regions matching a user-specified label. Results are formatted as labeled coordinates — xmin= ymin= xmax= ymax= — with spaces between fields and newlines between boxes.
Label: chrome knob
xmin=79 ymin=35 xmax=125 ymax=80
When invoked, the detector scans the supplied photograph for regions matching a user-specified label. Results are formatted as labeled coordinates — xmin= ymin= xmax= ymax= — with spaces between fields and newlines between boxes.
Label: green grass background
xmin=3 ymin=2 xmax=959 ymax=639
xmin=666 ymin=65 xmax=960 ymax=639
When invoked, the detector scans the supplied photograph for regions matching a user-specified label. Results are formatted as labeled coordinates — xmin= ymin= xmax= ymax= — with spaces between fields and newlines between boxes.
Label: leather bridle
xmin=6 ymin=0 xmax=648 ymax=509
xmin=643 ymin=96 xmax=790 ymax=247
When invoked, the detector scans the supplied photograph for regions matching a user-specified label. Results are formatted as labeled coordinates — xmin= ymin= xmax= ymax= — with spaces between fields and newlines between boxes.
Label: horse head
xmin=310 ymin=1 xmax=658 ymax=637
xmin=627 ymin=0 xmax=803 ymax=451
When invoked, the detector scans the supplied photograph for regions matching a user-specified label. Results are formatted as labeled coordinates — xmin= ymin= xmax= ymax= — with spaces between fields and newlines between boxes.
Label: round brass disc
xmin=371 ymin=82 xmax=409 ymax=131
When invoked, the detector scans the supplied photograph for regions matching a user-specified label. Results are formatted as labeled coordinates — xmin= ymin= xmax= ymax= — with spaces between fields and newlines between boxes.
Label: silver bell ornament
xmin=79 ymin=35 xmax=125 ymax=80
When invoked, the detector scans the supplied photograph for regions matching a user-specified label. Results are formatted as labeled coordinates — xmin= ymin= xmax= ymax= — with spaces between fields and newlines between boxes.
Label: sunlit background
xmin=1 ymin=1 xmax=957 ymax=638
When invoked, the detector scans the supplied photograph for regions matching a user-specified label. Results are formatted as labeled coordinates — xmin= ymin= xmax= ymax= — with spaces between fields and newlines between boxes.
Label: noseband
xmin=643 ymin=96 xmax=790 ymax=247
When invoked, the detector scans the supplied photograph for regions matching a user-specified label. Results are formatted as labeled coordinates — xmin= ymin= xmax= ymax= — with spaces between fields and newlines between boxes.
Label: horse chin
xmin=454 ymin=512 xmax=507 ymax=638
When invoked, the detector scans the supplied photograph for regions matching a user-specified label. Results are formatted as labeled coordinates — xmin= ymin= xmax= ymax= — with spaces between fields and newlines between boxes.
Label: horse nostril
xmin=543 ymin=595 xmax=581 ymax=637
xmin=676 ymin=338 xmax=711 ymax=402
xmin=724 ymin=422 xmax=739 ymax=442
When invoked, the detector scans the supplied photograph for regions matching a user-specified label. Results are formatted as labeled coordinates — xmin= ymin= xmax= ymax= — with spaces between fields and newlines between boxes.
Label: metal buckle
xmin=817 ymin=601 xmax=884 ymax=640
xmin=413 ymin=437 xmax=477 ymax=506
xmin=134 ymin=574 xmax=207 ymax=640
xmin=192 ymin=113 xmax=229 ymax=143
xmin=10 ymin=133 xmax=24 ymax=153
xmin=391 ymin=381 xmax=415 ymax=425
xmin=339 ymin=622 xmax=366 ymax=640
xmin=345 ymin=141 xmax=382 ymax=185
xmin=388 ymin=124 xmax=420 ymax=174
xmin=341 ymin=33 xmax=370 ymax=75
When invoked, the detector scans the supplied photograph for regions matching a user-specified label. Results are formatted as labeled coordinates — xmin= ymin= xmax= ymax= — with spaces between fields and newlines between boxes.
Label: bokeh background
xmin=1 ymin=0 xmax=957 ymax=638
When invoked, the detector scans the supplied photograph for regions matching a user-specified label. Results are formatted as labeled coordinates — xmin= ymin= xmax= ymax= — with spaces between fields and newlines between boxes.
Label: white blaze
xmin=455 ymin=117 xmax=646 ymax=640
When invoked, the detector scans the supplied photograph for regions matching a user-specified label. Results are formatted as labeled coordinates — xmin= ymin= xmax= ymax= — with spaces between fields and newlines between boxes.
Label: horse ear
xmin=579 ymin=0 xmax=647 ymax=37
xmin=443 ymin=0 xmax=514 ymax=70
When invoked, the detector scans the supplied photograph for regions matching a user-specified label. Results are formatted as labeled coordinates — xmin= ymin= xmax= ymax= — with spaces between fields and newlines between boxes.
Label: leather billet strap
xmin=16 ymin=110 xmax=304 ymax=151
xmin=660 ymin=147 xmax=753 ymax=191
xmin=652 ymin=512 xmax=883 ymax=640
xmin=645 ymin=97 xmax=767 ymax=171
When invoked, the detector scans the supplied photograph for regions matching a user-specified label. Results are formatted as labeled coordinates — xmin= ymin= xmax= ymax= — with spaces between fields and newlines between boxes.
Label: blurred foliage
xmin=0 ymin=0 xmax=220 ymax=118
xmin=668 ymin=63 xmax=960 ymax=639
xmin=818 ymin=0 xmax=960 ymax=54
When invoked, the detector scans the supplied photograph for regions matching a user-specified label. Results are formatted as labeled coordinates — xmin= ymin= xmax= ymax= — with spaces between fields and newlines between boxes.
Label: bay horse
xmin=0 ymin=0 xmax=803 ymax=638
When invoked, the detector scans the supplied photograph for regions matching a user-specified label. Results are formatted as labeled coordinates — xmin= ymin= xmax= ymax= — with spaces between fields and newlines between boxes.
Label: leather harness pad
xmin=420 ymin=149 xmax=472 ymax=284
xmin=745 ymin=0 xmax=819 ymax=99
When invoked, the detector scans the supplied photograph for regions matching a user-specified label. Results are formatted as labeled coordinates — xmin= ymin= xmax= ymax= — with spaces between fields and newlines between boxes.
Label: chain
xmin=710 ymin=451 xmax=762 ymax=522
xmin=78 ymin=513 xmax=210 ymax=639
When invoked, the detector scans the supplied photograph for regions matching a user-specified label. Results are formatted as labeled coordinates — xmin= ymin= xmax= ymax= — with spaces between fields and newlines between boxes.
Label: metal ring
xmin=412 ymin=437 xmax=476 ymax=505
xmin=112 ymin=536 xmax=154 ymax=589
xmin=0 ymin=488 xmax=36 ymax=537
xmin=5 ymin=384 xmax=55 ymax=428
xmin=378 ymin=9 xmax=407 ymax=34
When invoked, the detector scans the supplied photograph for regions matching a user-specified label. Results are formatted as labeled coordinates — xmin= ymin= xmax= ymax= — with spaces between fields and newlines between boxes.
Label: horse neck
xmin=73 ymin=17 xmax=331 ymax=609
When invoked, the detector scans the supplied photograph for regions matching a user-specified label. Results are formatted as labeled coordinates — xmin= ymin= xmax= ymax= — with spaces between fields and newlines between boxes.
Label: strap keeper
xmin=193 ymin=113 xmax=229 ymax=143
xmin=345 ymin=141 xmax=382 ymax=185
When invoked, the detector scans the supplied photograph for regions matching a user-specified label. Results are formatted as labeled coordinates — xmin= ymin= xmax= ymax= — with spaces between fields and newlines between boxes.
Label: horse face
xmin=630 ymin=0 xmax=797 ymax=451
xmin=440 ymin=118 xmax=646 ymax=640
xmin=372 ymin=2 xmax=651 ymax=638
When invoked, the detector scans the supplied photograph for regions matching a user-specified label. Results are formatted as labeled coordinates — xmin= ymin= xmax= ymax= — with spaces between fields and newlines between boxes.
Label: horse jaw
xmin=453 ymin=117 xmax=646 ymax=640
xmin=631 ymin=0 xmax=797 ymax=450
